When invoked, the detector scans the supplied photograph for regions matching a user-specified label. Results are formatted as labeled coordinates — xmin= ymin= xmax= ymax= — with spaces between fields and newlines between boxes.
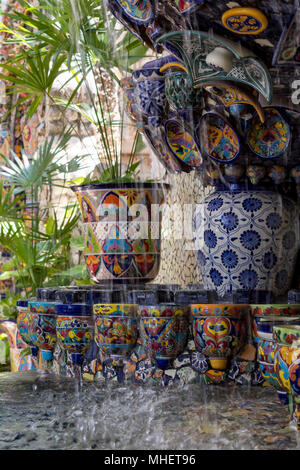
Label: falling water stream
xmin=0 ymin=370 xmax=300 ymax=450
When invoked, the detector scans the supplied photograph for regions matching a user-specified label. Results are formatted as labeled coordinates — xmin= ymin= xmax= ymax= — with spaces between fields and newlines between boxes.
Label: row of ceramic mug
xmin=17 ymin=300 xmax=300 ymax=372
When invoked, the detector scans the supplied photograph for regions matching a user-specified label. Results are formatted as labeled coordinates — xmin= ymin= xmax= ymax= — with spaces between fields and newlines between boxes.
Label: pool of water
xmin=0 ymin=371 xmax=300 ymax=450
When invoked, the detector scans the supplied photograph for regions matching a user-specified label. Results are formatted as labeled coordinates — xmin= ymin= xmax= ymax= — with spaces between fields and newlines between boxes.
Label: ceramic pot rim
xmin=71 ymin=182 xmax=170 ymax=192
xmin=255 ymin=315 xmax=300 ymax=322
xmin=251 ymin=304 xmax=300 ymax=308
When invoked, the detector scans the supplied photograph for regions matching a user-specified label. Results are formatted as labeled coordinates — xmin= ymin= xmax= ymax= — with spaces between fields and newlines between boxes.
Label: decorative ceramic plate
xmin=164 ymin=119 xmax=203 ymax=168
xmin=196 ymin=113 xmax=240 ymax=164
xmin=247 ymin=107 xmax=291 ymax=159
xmin=222 ymin=7 xmax=268 ymax=35
xmin=113 ymin=0 xmax=154 ymax=25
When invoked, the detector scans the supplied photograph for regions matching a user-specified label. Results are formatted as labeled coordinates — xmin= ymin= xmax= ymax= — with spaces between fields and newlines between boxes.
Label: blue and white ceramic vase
xmin=194 ymin=184 xmax=300 ymax=298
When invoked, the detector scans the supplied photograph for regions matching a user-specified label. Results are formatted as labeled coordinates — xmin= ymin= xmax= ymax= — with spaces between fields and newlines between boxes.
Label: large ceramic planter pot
xmin=93 ymin=303 xmax=138 ymax=364
xmin=194 ymin=185 xmax=300 ymax=298
xmin=28 ymin=301 xmax=57 ymax=361
xmin=72 ymin=182 xmax=168 ymax=284
xmin=137 ymin=304 xmax=190 ymax=369
xmin=55 ymin=304 xmax=94 ymax=365
xmin=191 ymin=304 xmax=248 ymax=371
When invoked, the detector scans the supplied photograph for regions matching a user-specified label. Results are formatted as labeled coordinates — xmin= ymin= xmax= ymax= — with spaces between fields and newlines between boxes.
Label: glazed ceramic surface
xmin=196 ymin=113 xmax=240 ymax=164
xmin=222 ymin=7 xmax=268 ymax=35
xmin=56 ymin=316 xmax=94 ymax=354
xmin=93 ymin=304 xmax=138 ymax=359
xmin=137 ymin=304 xmax=190 ymax=369
xmin=165 ymin=119 xmax=202 ymax=167
xmin=247 ymin=108 xmax=291 ymax=159
xmin=112 ymin=0 xmax=154 ymax=25
xmin=27 ymin=301 xmax=57 ymax=357
xmin=257 ymin=338 xmax=282 ymax=390
xmin=273 ymin=324 xmax=300 ymax=346
xmin=206 ymin=83 xmax=264 ymax=123
xmin=164 ymin=72 xmax=203 ymax=111
xmin=253 ymin=315 xmax=300 ymax=343
xmin=133 ymin=78 xmax=166 ymax=125
xmin=16 ymin=303 xmax=35 ymax=348
xmin=272 ymin=10 xmax=300 ymax=66
xmin=250 ymin=304 xmax=300 ymax=317
xmin=143 ymin=126 xmax=185 ymax=173
xmin=191 ymin=304 xmax=248 ymax=317
xmin=192 ymin=314 xmax=242 ymax=370
xmin=156 ymin=31 xmax=273 ymax=103
xmin=72 ymin=183 xmax=167 ymax=283
xmin=194 ymin=187 xmax=300 ymax=297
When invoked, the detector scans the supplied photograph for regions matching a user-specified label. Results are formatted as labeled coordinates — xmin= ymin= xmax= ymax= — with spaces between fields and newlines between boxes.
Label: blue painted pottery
xmin=247 ymin=107 xmax=291 ymax=159
xmin=133 ymin=77 xmax=166 ymax=126
xmin=192 ymin=304 xmax=247 ymax=371
xmin=194 ymin=185 xmax=300 ymax=298
xmin=16 ymin=300 xmax=38 ymax=357
xmin=110 ymin=0 xmax=154 ymax=26
xmin=192 ymin=314 xmax=242 ymax=371
xmin=196 ymin=112 xmax=240 ymax=164
xmin=93 ymin=304 xmax=138 ymax=363
xmin=165 ymin=71 xmax=204 ymax=111
xmin=164 ymin=119 xmax=202 ymax=168
xmin=137 ymin=304 xmax=190 ymax=369
xmin=55 ymin=303 xmax=94 ymax=365
xmin=256 ymin=338 xmax=283 ymax=392
xmin=254 ymin=316 xmax=300 ymax=343
xmin=28 ymin=300 xmax=57 ymax=361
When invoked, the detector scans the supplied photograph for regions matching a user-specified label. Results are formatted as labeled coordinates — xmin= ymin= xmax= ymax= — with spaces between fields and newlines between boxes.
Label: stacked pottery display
xmin=251 ymin=304 xmax=300 ymax=404
xmin=110 ymin=0 xmax=300 ymax=301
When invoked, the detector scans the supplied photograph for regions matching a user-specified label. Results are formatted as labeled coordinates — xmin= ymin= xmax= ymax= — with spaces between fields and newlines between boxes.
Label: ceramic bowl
xmin=247 ymin=107 xmax=291 ymax=159
xmin=196 ymin=112 xmax=240 ymax=164
xmin=137 ymin=304 xmax=190 ymax=369
xmin=164 ymin=118 xmax=202 ymax=168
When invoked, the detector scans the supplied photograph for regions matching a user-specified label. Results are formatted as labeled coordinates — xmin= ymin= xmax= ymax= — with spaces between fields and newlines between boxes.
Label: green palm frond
xmin=0 ymin=130 xmax=84 ymax=194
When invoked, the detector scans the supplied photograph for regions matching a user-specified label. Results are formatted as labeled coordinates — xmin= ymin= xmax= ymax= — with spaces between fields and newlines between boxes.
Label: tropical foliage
xmin=0 ymin=0 xmax=149 ymax=182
